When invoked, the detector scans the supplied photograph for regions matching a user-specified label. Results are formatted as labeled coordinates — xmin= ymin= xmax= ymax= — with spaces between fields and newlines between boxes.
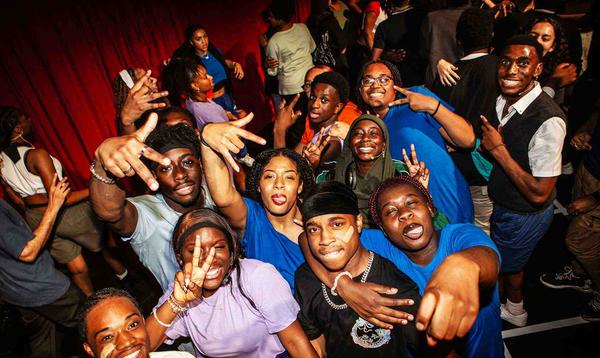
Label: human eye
xmin=379 ymin=76 xmax=391 ymax=85
xmin=100 ymin=334 xmax=114 ymax=343
xmin=309 ymin=95 xmax=316 ymax=101
xmin=517 ymin=59 xmax=530 ymax=67
xmin=361 ymin=77 xmax=374 ymax=86
xmin=183 ymin=159 xmax=194 ymax=167
xmin=332 ymin=220 xmax=345 ymax=229
xmin=500 ymin=58 xmax=511 ymax=67
xmin=307 ymin=226 xmax=320 ymax=234
xmin=128 ymin=320 xmax=140 ymax=330
xmin=263 ymin=173 xmax=274 ymax=180
xmin=160 ymin=165 xmax=172 ymax=173
xmin=320 ymin=97 xmax=329 ymax=104
xmin=384 ymin=206 xmax=397 ymax=216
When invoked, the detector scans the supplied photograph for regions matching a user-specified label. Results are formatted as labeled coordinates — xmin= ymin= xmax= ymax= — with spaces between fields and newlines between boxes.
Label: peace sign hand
xmin=402 ymin=144 xmax=430 ymax=189
xmin=389 ymin=86 xmax=439 ymax=114
xmin=120 ymin=70 xmax=168 ymax=127
xmin=173 ymin=235 xmax=216 ymax=305
xmin=274 ymin=94 xmax=303 ymax=132
xmin=303 ymin=127 xmax=332 ymax=170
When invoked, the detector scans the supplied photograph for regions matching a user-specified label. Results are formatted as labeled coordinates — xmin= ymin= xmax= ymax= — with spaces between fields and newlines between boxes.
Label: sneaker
xmin=500 ymin=303 xmax=528 ymax=327
xmin=581 ymin=294 xmax=600 ymax=322
xmin=540 ymin=265 xmax=593 ymax=293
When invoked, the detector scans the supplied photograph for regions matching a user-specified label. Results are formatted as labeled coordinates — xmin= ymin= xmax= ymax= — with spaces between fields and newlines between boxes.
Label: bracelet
xmin=331 ymin=271 xmax=353 ymax=296
xmin=431 ymin=100 xmax=441 ymax=117
xmin=167 ymin=294 xmax=188 ymax=313
xmin=152 ymin=307 xmax=173 ymax=328
xmin=199 ymin=125 xmax=211 ymax=149
xmin=90 ymin=160 xmax=116 ymax=185
xmin=488 ymin=143 xmax=505 ymax=152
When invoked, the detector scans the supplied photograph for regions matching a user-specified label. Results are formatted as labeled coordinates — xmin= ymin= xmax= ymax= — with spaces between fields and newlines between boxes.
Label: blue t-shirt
xmin=360 ymin=224 xmax=503 ymax=358
xmin=0 ymin=199 xmax=70 ymax=307
xmin=383 ymin=86 xmax=473 ymax=224
xmin=242 ymin=198 xmax=305 ymax=292
xmin=199 ymin=50 xmax=228 ymax=86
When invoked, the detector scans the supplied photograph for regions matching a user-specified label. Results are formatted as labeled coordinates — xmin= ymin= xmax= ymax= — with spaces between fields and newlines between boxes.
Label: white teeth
xmin=358 ymin=148 xmax=374 ymax=153
xmin=502 ymin=80 xmax=520 ymax=87
xmin=323 ymin=250 xmax=342 ymax=258
xmin=369 ymin=93 xmax=384 ymax=98
xmin=122 ymin=350 xmax=140 ymax=358
xmin=206 ymin=268 xmax=221 ymax=279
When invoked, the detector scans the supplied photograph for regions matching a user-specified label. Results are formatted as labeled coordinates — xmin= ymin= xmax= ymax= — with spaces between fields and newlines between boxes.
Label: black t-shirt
xmin=294 ymin=253 xmax=422 ymax=358
xmin=431 ymin=54 xmax=500 ymax=185
xmin=373 ymin=7 xmax=427 ymax=87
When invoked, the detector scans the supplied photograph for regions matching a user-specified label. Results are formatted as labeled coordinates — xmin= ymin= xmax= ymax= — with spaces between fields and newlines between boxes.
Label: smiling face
xmin=308 ymin=83 xmax=343 ymax=125
xmin=359 ymin=63 xmax=396 ymax=111
xmin=498 ymin=44 xmax=542 ymax=98
xmin=377 ymin=183 xmax=435 ymax=254
xmin=306 ymin=213 xmax=363 ymax=271
xmin=190 ymin=65 xmax=214 ymax=94
xmin=83 ymin=297 xmax=149 ymax=358
xmin=155 ymin=148 xmax=203 ymax=212
xmin=350 ymin=119 xmax=385 ymax=163
xmin=178 ymin=227 xmax=231 ymax=297
xmin=303 ymin=67 xmax=330 ymax=97
xmin=258 ymin=155 xmax=303 ymax=216
xmin=530 ymin=22 xmax=556 ymax=57
xmin=190 ymin=28 xmax=209 ymax=55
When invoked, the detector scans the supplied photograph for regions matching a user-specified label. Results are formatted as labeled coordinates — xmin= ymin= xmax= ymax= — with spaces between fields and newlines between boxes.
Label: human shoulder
xmin=127 ymin=193 xmax=165 ymax=208
xmin=150 ymin=351 xmax=195 ymax=358
xmin=440 ymin=223 xmax=498 ymax=254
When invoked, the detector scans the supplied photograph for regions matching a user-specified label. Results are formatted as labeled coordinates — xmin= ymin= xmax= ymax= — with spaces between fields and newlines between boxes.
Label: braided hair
xmin=245 ymin=148 xmax=315 ymax=203
xmin=0 ymin=106 xmax=22 ymax=153
xmin=172 ymin=208 xmax=258 ymax=311
xmin=368 ymin=175 xmax=436 ymax=228
xmin=355 ymin=60 xmax=403 ymax=113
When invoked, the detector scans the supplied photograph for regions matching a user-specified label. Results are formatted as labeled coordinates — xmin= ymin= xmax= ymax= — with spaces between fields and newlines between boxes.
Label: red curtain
xmin=0 ymin=0 xmax=310 ymax=191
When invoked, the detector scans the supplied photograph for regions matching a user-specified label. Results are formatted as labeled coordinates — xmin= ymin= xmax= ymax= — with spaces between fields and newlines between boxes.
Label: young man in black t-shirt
xmin=295 ymin=181 xmax=421 ymax=357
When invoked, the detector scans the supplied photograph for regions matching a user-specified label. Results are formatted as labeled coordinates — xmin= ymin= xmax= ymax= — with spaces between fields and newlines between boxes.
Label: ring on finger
xmin=123 ymin=166 xmax=133 ymax=175
xmin=140 ymin=145 xmax=148 ymax=156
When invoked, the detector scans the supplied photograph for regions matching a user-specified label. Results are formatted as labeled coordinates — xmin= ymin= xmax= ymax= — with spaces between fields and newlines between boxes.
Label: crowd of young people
xmin=1 ymin=0 xmax=599 ymax=357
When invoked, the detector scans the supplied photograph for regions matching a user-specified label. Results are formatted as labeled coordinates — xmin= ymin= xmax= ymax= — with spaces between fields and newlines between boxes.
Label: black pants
xmin=16 ymin=284 xmax=83 ymax=358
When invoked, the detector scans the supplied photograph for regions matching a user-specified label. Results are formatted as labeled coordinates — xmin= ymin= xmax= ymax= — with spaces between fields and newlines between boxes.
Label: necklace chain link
xmin=322 ymin=251 xmax=374 ymax=310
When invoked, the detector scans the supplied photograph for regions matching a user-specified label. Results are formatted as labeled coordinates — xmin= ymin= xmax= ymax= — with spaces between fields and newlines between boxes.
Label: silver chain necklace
xmin=321 ymin=251 xmax=374 ymax=310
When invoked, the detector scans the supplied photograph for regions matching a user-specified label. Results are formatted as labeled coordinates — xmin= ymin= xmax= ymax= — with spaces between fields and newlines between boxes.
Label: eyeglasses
xmin=360 ymin=75 xmax=393 ymax=87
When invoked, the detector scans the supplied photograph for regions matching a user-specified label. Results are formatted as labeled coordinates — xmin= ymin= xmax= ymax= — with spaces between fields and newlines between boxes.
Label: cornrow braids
xmin=77 ymin=288 xmax=141 ymax=343
xmin=355 ymin=60 xmax=403 ymax=113
xmin=245 ymin=148 xmax=315 ymax=203
xmin=369 ymin=175 xmax=436 ymax=228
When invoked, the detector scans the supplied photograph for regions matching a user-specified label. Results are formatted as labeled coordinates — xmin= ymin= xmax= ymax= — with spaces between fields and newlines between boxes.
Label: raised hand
xmin=201 ymin=113 xmax=266 ymax=172
xmin=402 ymin=144 xmax=430 ymax=189
xmin=328 ymin=121 xmax=351 ymax=140
xmin=173 ymin=235 xmax=216 ymax=304
xmin=120 ymin=70 xmax=168 ymax=127
xmin=274 ymin=94 xmax=303 ymax=132
xmin=388 ymin=86 xmax=439 ymax=113
xmin=94 ymin=112 xmax=171 ymax=190
xmin=302 ymin=128 xmax=332 ymax=170
xmin=47 ymin=174 xmax=71 ymax=211
xmin=232 ymin=62 xmax=245 ymax=80
xmin=437 ymin=59 xmax=460 ymax=87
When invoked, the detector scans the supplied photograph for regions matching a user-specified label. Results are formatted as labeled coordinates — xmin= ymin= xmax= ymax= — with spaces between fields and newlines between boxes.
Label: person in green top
xmin=306 ymin=114 xmax=449 ymax=228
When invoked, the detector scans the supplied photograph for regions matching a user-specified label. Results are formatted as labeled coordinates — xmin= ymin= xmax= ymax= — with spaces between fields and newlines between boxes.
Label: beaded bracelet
xmin=89 ymin=160 xmax=116 ymax=185
xmin=167 ymin=294 xmax=188 ymax=313
xmin=331 ymin=271 xmax=353 ymax=296
xmin=152 ymin=307 xmax=172 ymax=328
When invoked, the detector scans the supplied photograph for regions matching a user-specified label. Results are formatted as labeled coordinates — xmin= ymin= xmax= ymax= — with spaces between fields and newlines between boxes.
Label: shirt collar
xmin=499 ymin=82 xmax=542 ymax=115
xmin=460 ymin=53 xmax=488 ymax=61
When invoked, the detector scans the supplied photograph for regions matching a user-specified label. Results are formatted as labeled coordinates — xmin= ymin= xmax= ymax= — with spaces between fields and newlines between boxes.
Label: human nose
xmin=398 ymin=207 xmax=413 ymax=222
xmin=115 ymin=331 xmax=137 ymax=351
xmin=173 ymin=165 xmax=187 ymax=181
xmin=274 ymin=175 xmax=284 ymax=188
xmin=508 ymin=61 xmax=519 ymax=75
xmin=319 ymin=229 xmax=335 ymax=246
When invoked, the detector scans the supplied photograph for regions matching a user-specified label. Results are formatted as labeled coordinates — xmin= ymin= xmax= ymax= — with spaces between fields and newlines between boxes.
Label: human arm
xmin=225 ymin=59 xmax=245 ymax=80
xmin=273 ymin=94 xmax=303 ymax=149
xmin=416 ymin=245 xmax=499 ymax=345
xmin=480 ymin=115 xmax=561 ymax=206
xmin=298 ymin=232 xmax=415 ymax=329
xmin=1 ymin=180 xmax=25 ymax=211
xmin=147 ymin=239 xmax=216 ymax=350
xmin=568 ymin=191 xmax=600 ymax=215
xmin=26 ymin=148 xmax=89 ymax=206
xmin=119 ymin=70 xmax=169 ymax=135
xmin=200 ymin=114 xmax=266 ymax=229
xmin=362 ymin=10 xmax=377 ymax=50
xmin=276 ymin=320 xmax=319 ymax=358
xmin=437 ymin=59 xmax=460 ymax=87
xmin=266 ymin=42 xmax=280 ymax=77
xmin=391 ymin=86 xmax=475 ymax=149
xmin=19 ymin=175 xmax=70 ymax=262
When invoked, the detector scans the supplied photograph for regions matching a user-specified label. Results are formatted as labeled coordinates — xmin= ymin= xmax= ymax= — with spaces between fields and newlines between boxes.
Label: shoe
xmin=581 ymin=293 xmax=600 ymax=322
xmin=500 ymin=303 xmax=528 ymax=327
xmin=562 ymin=162 xmax=574 ymax=175
xmin=540 ymin=265 xmax=593 ymax=293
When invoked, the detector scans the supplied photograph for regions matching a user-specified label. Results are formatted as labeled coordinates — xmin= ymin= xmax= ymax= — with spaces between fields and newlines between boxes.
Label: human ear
xmin=83 ymin=343 xmax=95 ymax=357
xmin=534 ymin=62 xmax=543 ymax=78
xmin=356 ymin=213 xmax=363 ymax=233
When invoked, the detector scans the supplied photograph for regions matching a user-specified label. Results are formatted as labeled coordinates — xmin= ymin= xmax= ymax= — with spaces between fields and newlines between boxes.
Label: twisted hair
xmin=368 ymin=175 xmax=436 ymax=228
xmin=144 ymin=123 xmax=201 ymax=170
xmin=354 ymin=60 xmax=403 ymax=113
xmin=526 ymin=17 xmax=573 ymax=83
xmin=77 ymin=288 xmax=141 ymax=343
xmin=172 ymin=208 xmax=258 ymax=311
xmin=245 ymin=148 xmax=315 ymax=203
xmin=0 ymin=106 xmax=22 ymax=153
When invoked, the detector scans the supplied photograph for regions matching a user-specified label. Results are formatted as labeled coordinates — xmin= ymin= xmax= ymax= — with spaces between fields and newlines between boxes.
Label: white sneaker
xmin=500 ymin=303 xmax=528 ymax=327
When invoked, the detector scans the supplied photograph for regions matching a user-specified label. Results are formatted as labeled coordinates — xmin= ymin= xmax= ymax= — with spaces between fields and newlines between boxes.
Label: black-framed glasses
xmin=360 ymin=75 xmax=393 ymax=87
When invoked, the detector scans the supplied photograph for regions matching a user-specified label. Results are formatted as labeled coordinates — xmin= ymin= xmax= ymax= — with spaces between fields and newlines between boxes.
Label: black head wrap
xmin=301 ymin=181 xmax=359 ymax=223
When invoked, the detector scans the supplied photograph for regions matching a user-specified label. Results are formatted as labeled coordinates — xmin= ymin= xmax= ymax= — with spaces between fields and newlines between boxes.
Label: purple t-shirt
xmin=157 ymin=259 xmax=299 ymax=357
xmin=185 ymin=98 xmax=229 ymax=129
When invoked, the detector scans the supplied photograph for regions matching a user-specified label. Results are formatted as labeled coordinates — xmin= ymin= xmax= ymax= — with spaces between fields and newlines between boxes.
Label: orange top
xmin=301 ymin=101 xmax=362 ymax=145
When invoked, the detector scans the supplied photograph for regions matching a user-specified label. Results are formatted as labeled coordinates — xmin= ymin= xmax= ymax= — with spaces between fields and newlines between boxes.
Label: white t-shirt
xmin=150 ymin=351 xmax=194 ymax=357
xmin=495 ymin=82 xmax=566 ymax=177
xmin=266 ymin=23 xmax=316 ymax=95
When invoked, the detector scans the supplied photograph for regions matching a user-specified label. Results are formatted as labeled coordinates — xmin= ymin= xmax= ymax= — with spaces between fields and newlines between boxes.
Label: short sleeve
xmin=0 ymin=209 xmax=33 ymax=259
xmin=241 ymin=197 xmax=261 ymax=249
xmin=447 ymin=224 xmax=501 ymax=266
xmin=360 ymin=229 xmax=399 ymax=263
xmin=294 ymin=264 xmax=324 ymax=340
xmin=265 ymin=39 xmax=279 ymax=77
xmin=154 ymin=284 xmax=190 ymax=343
xmin=123 ymin=199 xmax=153 ymax=244
xmin=244 ymin=263 xmax=300 ymax=334
xmin=528 ymin=117 xmax=566 ymax=177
